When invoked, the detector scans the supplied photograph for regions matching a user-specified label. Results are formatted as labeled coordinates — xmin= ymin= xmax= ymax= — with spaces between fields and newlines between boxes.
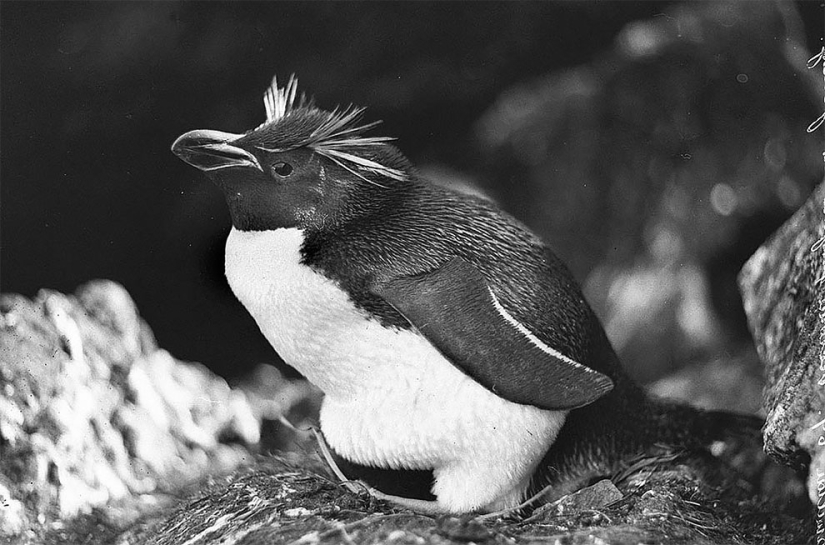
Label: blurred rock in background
xmin=474 ymin=1 xmax=823 ymax=401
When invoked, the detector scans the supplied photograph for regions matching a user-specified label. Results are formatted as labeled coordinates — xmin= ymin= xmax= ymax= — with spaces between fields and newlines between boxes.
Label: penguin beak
xmin=171 ymin=129 xmax=263 ymax=172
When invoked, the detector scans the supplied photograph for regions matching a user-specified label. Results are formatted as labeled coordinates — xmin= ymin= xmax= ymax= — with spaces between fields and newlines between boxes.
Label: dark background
xmin=2 ymin=2 xmax=823 ymax=402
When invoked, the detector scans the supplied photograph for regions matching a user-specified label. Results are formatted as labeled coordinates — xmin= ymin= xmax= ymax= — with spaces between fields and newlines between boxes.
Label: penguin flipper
xmin=372 ymin=258 xmax=613 ymax=410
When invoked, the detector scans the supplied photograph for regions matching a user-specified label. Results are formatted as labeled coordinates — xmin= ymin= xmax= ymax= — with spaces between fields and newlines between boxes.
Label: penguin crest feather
xmin=253 ymin=75 xmax=406 ymax=184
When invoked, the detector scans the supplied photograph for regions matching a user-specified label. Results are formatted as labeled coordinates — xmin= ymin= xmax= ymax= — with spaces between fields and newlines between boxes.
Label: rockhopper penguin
xmin=171 ymin=76 xmax=759 ymax=514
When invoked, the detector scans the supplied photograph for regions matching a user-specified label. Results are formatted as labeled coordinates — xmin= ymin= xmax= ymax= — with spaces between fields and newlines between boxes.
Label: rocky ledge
xmin=0 ymin=278 xmax=813 ymax=544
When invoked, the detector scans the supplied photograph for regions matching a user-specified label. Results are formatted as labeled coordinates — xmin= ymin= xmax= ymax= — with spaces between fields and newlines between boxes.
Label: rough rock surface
xmin=39 ymin=451 xmax=811 ymax=545
xmin=0 ymin=282 xmax=812 ymax=544
xmin=0 ymin=281 xmax=315 ymax=542
xmin=739 ymin=181 xmax=825 ymax=507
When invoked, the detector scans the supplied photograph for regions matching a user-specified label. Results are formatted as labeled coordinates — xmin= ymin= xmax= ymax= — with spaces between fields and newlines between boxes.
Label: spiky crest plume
xmin=253 ymin=75 xmax=406 ymax=184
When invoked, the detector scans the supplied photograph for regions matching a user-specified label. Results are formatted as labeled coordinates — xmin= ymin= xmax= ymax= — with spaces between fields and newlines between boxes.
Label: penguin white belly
xmin=224 ymin=227 xmax=567 ymax=512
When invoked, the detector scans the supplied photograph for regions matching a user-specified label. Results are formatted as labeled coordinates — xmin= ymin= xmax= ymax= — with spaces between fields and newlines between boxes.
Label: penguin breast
xmin=224 ymin=227 xmax=567 ymax=510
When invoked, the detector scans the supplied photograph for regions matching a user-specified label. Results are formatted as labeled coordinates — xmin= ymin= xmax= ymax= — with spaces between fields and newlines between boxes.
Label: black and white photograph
xmin=1 ymin=1 xmax=824 ymax=543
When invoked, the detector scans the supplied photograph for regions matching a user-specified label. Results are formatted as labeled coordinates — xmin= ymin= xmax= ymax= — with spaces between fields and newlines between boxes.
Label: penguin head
xmin=172 ymin=76 xmax=411 ymax=231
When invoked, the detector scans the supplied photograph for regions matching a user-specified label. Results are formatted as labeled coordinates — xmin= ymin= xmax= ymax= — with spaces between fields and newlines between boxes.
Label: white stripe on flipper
xmin=486 ymin=286 xmax=597 ymax=375
xmin=225 ymin=227 xmax=568 ymax=513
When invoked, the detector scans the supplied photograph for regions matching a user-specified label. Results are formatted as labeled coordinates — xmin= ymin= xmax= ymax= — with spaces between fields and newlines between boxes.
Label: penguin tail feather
xmin=650 ymin=400 xmax=764 ymax=449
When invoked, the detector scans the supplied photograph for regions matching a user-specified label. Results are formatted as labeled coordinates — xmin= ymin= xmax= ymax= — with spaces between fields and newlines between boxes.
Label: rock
xmin=103 ymin=454 xmax=795 ymax=545
xmin=435 ymin=516 xmax=492 ymax=542
xmin=0 ymin=283 xmax=810 ymax=542
xmin=0 ymin=281 xmax=316 ymax=541
xmin=0 ymin=481 xmax=27 ymax=537
xmin=526 ymin=479 xmax=624 ymax=527
xmin=739 ymin=181 xmax=825 ymax=504
xmin=554 ymin=480 xmax=623 ymax=515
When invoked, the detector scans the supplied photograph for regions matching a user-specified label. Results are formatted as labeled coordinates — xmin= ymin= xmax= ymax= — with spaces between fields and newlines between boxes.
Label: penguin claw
xmin=365 ymin=489 xmax=452 ymax=515
xmin=312 ymin=427 xmax=453 ymax=514
xmin=312 ymin=427 xmax=363 ymax=494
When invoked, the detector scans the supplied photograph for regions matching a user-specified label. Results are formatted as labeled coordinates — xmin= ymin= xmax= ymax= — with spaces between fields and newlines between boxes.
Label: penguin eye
xmin=271 ymin=162 xmax=294 ymax=177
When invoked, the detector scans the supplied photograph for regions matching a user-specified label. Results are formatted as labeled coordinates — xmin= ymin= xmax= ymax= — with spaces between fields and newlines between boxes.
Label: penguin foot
xmin=313 ymin=427 xmax=457 ymax=514
xmin=366 ymin=489 xmax=454 ymax=515
xmin=311 ymin=427 xmax=365 ymax=494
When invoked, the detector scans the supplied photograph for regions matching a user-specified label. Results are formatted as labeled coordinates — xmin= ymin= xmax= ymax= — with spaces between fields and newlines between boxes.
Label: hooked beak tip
xmin=171 ymin=129 xmax=262 ymax=172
